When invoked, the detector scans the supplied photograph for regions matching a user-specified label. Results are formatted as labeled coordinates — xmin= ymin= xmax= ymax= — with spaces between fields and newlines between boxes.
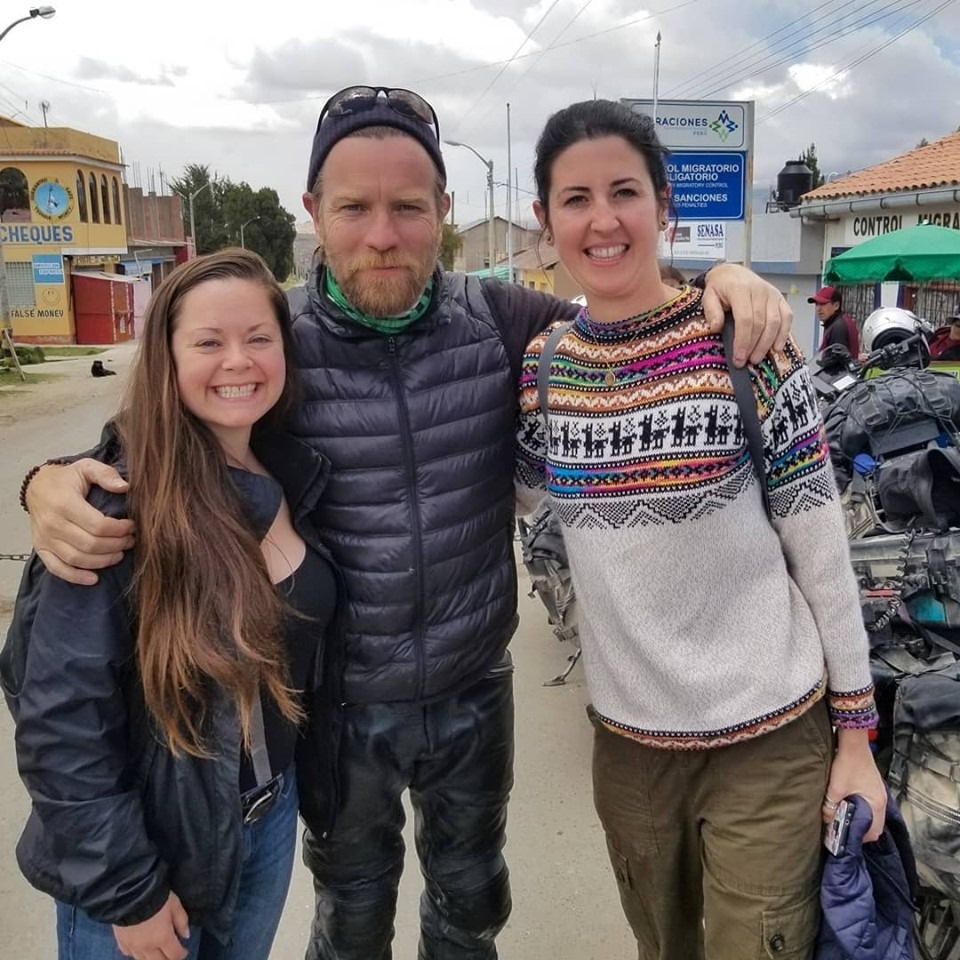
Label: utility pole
xmin=486 ymin=161 xmax=495 ymax=277
xmin=506 ymin=103 xmax=513 ymax=284
xmin=443 ymin=139 xmax=495 ymax=277
xmin=240 ymin=215 xmax=260 ymax=250
xmin=653 ymin=31 xmax=662 ymax=123
xmin=188 ymin=180 xmax=214 ymax=258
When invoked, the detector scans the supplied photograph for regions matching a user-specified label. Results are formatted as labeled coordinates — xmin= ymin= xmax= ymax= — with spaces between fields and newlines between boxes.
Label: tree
xmin=170 ymin=165 xmax=297 ymax=280
xmin=916 ymin=137 xmax=930 ymax=149
xmin=169 ymin=164 xmax=229 ymax=255
xmin=221 ymin=181 xmax=296 ymax=280
xmin=440 ymin=223 xmax=462 ymax=271
xmin=799 ymin=143 xmax=825 ymax=190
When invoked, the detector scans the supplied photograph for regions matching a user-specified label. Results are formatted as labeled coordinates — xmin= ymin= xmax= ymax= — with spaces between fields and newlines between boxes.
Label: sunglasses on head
xmin=317 ymin=85 xmax=440 ymax=140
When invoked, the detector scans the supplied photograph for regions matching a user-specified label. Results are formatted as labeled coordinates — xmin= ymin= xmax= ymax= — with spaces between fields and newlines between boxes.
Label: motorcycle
xmin=814 ymin=315 xmax=960 ymax=959
xmin=516 ymin=500 xmax=581 ymax=686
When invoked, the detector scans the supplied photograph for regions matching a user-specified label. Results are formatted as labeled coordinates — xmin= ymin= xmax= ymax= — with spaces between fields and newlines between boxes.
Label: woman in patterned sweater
xmin=515 ymin=100 xmax=886 ymax=960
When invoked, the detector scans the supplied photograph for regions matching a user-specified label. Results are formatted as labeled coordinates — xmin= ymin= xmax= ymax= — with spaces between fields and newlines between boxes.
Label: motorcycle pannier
xmin=888 ymin=662 xmax=960 ymax=899
xmin=877 ymin=447 xmax=960 ymax=531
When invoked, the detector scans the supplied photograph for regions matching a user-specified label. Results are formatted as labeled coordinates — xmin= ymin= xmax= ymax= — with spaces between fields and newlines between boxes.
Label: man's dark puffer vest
xmin=287 ymin=266 xmax=575 ymax=704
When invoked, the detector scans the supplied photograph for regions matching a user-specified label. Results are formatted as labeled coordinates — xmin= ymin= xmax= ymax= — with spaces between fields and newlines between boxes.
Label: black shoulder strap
xmin=537 ymin=322 xmax=573 ymax=429
xmin=721 ymin=314 xmax=772 ymax=522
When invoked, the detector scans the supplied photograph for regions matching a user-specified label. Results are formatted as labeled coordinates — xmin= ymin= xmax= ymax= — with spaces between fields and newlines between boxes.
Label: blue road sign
xmin=666 ymin=151 xmax=746 ymax=220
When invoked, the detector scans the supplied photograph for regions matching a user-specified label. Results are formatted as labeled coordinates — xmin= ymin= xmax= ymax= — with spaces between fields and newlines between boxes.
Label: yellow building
xmin=0 ymin=117 xmax=128 ymax=343
xmin=510 ymin=246 xmax=559 ymax=294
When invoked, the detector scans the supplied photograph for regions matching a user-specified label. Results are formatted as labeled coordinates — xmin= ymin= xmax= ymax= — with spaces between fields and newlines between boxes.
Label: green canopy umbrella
xmin=823 ymin=223 xmax=960 ymax=284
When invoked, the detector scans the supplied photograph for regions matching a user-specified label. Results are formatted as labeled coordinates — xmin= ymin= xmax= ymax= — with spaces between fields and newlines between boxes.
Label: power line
xmin=0 ymin=59 xmax=110 ymax=97
xmin=494 ymin=179 xmax=537 ymax=196
xmin=758 ymin=0 xmax=949 ymax=122
xmin=694 ymin=0 xmax=930 ymax=99
xmin=668 ymin=0 xmax=861 ymax=98
xmin=482 ymin=0 xmax=706 ymax=122
xmin=0 ymin=92 xmax=27 ymax=119
xmin=0 ymin=104 xmax=40 ymax=127
xmin=250 ymin=0 xmax=711 ymax=107
xmin=0 ymin=77 xmax=42 ymax=126
xmin=451 ymin=0 xmax=564 ymax=134
xmin=420 ymin=0 xmax=708 ymax=92
xmin=462 ymin=0 xmax=598 ymax=136
xmin=675 ymin=0 xmax=927 ymax=101
xmin=758 ymin=0 xmax=957 ymax=123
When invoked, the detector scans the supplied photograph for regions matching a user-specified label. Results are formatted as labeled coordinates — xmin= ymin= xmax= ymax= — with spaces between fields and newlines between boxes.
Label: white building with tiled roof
xmin=794 ymin=131 xmax=960 ymax=325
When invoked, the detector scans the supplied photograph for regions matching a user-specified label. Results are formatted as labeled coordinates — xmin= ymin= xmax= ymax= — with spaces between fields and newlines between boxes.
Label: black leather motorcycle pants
xmin=303 ymin=657 xmax=515 ymax=960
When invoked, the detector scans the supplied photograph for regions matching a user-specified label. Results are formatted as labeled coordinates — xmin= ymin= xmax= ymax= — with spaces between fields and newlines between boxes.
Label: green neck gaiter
xmin=324 ymin=269 xmax=434 ymax=335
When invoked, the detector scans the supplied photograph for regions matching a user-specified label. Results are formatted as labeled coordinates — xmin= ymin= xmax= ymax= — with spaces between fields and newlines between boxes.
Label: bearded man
xmin=24 ymin=85 xmax=792 ymax=960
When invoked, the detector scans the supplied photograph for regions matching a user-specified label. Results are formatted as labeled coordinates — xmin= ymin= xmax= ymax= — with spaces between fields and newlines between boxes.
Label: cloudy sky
xmin=1 ymin=0 xmax=959 ymax=230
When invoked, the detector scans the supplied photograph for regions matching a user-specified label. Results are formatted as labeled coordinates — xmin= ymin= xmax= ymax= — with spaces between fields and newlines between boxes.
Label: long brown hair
xmin=117 ymin=248 xmax=303 ymax=757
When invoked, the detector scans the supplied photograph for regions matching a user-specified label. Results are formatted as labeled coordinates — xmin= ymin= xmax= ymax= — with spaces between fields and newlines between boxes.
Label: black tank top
xmin=239 ymin=544 xmax=336 ymax=792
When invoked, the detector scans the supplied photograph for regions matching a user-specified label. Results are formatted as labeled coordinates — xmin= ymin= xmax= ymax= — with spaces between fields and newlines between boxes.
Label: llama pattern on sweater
xmin=516 ymin=286 xmax=877 ymax=748
xmin=518 ymin=289 xmax=832 ymax=530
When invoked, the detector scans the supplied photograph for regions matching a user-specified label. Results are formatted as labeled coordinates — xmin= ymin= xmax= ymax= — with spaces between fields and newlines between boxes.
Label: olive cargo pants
xmin=591 ymin=700 xmax=833 ymax=960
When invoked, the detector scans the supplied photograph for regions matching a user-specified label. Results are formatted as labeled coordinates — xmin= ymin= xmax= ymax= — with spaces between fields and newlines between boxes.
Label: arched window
xmin=112 ymin=177 xmax=122 ymax=225
xmin=88 ymin=172 xmax=100 ymax=223
xmin=76 ymin=169 xmax=88 ymax=222
xmin=0 ymin=166 xmax=30 ymax=221
xmin=101 ymin=175 xmax=111 ymax=224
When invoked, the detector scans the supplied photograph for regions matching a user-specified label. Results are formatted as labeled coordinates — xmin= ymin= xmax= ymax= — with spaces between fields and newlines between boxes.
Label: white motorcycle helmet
xmin=861 ymin=307 xmax=922 ymax=353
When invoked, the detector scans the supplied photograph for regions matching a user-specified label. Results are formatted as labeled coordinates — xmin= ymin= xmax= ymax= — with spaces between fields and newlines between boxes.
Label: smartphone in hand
xmin=824 ymin=798 xmax=854 ymax=856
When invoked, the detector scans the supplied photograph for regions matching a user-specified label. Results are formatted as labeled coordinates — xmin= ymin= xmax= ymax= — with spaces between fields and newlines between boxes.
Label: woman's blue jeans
xmin=55 ymin=766 xmax=298 ymax=960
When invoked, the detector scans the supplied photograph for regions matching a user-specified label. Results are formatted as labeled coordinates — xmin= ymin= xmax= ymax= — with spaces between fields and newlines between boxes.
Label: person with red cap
xmin=810 ymin=285 xmax=859 ymax=355
xmin=928 ymin=306 xmax=960 ymax=361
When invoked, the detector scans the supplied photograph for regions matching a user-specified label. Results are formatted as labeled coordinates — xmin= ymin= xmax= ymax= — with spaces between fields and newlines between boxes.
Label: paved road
xmin=0 ymin=352 xmax=635 ymax=959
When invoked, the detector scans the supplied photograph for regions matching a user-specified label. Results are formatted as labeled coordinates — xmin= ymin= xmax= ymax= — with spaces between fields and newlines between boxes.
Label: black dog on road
xmin=90 ymin=360 xmax=116 ymax=378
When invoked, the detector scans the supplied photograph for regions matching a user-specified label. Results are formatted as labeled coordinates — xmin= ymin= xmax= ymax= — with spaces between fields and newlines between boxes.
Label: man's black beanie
xmin=306 ymin=101 xmax=447 ymax=192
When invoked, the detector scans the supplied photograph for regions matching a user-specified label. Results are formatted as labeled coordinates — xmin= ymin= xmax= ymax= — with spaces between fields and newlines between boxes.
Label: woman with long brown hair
xmin=3 ymin=249 xmax=338 ymax=960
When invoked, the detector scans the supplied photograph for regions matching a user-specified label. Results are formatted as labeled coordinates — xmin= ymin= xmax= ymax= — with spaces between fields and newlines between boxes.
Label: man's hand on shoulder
xmin=26 ymin=459 xmax=133 ymax=585
xmin=700 ymin=263 xmax=792 ymax=366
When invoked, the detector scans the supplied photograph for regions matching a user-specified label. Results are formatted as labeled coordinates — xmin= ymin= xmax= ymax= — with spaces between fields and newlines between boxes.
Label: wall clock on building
xmin=32 ymin=179 xmax=73 ymax=220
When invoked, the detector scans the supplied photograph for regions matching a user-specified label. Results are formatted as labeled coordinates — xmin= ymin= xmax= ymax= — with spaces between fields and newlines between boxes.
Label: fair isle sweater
xmin=516 ymin=286 xmax=878 ymax=749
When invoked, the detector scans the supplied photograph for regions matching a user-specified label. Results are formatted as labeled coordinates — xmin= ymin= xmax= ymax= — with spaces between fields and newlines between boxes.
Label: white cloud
xmin=786 ymin=63 xmax=850 ymax=98
xmin=0 ymin=0 xmax=955 ymax=229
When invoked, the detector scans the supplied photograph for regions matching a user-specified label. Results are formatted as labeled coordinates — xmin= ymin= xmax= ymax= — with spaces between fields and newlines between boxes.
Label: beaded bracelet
xmin=18 ymin=458 xmax=72 ymax=513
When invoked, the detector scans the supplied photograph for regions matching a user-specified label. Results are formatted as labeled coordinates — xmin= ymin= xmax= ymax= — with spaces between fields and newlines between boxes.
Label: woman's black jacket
xmin=0 ymin=427 xmax=342 ymax=944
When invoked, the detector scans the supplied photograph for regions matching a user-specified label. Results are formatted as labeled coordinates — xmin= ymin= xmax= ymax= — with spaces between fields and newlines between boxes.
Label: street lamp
xmin=188 ymin=181 xmax=213 ymax=257
xmin=240 ymin=215 xmax=260 ymax=249
xmin=0 ymin=6 xmax=56 ymax=44
xmin=444 ymin=139 xmax=495 ymax=278
xmin=0 ymin=5 xmax=56 ymax=382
